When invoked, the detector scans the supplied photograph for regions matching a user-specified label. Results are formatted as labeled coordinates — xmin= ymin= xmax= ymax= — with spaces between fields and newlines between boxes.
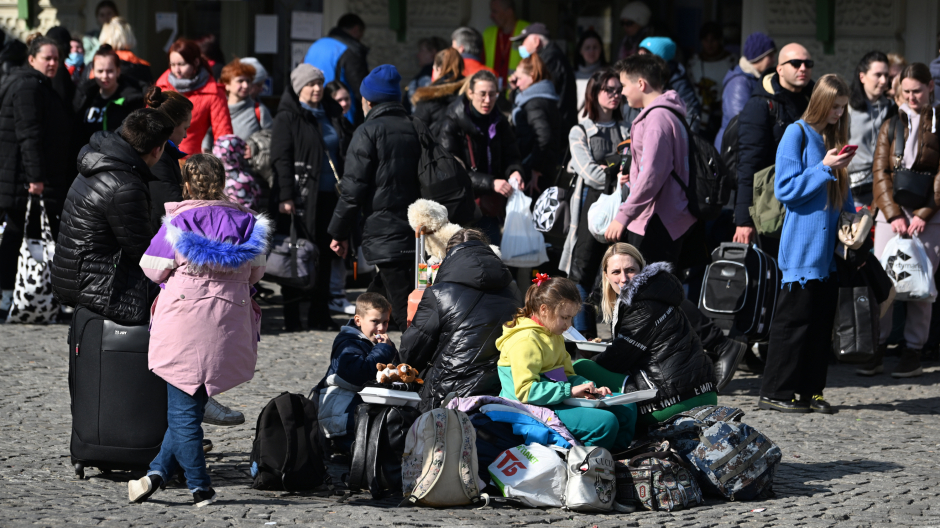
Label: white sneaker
xmin=328 ymin=297 xmax=356 ymax=315
xmin=203 ymin=397 xmax=244 ymax=426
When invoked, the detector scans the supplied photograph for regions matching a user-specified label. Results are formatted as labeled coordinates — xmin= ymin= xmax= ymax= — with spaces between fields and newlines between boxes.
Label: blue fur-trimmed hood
xmin=162 ymin=208 xmax=272 ymax=269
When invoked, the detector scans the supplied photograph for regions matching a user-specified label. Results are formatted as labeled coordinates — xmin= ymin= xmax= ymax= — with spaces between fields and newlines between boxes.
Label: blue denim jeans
xmin=148 ymin=383 xmax=210 ymax=492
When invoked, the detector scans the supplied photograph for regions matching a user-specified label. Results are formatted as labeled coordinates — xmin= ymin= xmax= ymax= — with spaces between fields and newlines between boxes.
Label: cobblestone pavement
xmin=1 ymin=300 xmax=939 ymax=528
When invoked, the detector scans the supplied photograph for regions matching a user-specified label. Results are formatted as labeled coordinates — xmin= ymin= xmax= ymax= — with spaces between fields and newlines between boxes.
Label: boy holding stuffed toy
xmin=312 ymin=293 xmax=398 ymax=458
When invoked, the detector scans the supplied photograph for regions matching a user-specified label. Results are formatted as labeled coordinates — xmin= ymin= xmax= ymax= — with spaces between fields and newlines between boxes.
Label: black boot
xmin=283 ymin=301 xmax=302 ymax=332
xmin=713 ymin=337 xmax=748 ymax=392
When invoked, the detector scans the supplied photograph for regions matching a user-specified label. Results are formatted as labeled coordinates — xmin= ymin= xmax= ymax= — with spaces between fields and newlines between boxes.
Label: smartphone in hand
xmin=838 ymin=145 xmax=858 ymax=156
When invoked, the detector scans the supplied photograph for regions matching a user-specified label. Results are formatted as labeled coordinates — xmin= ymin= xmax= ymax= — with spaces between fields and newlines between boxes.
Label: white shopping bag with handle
xmin=501 ymin=181 xmax=548 ymax=267
xmin=587 ymin=192 xmax=623 ymax=243
xmin=879 ymin=234 xmax=937 ymax=302
xmin=487 ymin=444 xmax=567 ymax=507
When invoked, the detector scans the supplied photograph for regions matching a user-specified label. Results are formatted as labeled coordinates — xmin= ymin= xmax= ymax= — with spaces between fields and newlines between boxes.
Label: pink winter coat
xmin=614 ymin=90 xmax=697 ymax=240
xmin=139 ymin=200 xmax=271 ymax=397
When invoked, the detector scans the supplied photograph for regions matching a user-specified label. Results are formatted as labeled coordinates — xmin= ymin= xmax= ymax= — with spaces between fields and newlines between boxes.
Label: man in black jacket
xmin=511 ymin=23 xmax=578 ymax=132
xmin=732 ymin=43 xmax=815 ymax=255
xmin=51 ymin=108 xmax=174 ymax=324
xmin=329 ymin=65 xmax=421 ymax=331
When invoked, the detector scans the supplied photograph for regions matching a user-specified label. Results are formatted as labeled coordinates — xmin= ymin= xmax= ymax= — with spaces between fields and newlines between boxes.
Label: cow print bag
xmin=6 ymin=198 xmax=58 ymax=324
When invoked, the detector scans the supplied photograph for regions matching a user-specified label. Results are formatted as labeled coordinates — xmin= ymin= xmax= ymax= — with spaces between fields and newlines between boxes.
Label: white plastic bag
xmin=587 ymin=192 xmax=623 ymax=243
xmin=880 ymin=234 xmax=937 ymax=302
xmin=487 ymin=444 xmax=567 ymax=507
xmin=501 ymin=183 xmax=548 ymax=267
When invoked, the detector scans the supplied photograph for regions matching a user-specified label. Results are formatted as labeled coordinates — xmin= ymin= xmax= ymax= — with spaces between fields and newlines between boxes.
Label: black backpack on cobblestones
xmin=347 ymin=403 xmax=421 ymax=499
xmin=250 ymin=392 xmax=329 ymax=491
xmin=646 ymin=405 xmax=781 ymax=501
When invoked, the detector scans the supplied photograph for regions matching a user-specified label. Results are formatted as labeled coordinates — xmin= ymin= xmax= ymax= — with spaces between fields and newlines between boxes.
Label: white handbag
xmin=563 ymin=446 xmax=616 ymax=512
xmin=6 ymin=198 xmax=59 ymax=324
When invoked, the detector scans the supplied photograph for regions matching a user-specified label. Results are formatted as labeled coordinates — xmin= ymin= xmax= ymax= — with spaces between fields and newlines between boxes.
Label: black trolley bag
xmin=67 ymin=306 xmax=167 ymax=478
xmin=698 ymin=242 xmax=780 ymax=341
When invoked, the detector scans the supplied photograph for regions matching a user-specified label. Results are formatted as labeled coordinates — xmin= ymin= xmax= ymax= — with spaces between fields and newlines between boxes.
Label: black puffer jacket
xmin=271 ymin=86 xmax=353 ymax=237
xmin=537 ymin=42 xmax=578 ymax=132
xmin=594 ymin=262 xmax=716 ymax=414
xmin=327 ymin=102 xmax=421 ymax=264
xmin=148 ymin=140 xmax=185 ymax=232
xmin=411 ymin=76 xmax=464 ymax=136
xmin=513 ymin=93 xmax=562 ymax=178
xmin=51 ymin=131 xmax=156 ymax=324
xmin=440 ymin=96 xmax=524 ymax=196
xmin=0 ymin=66 xmax=73 ymax=211
xmin=400 ymin=241 xmax=522 ymax=411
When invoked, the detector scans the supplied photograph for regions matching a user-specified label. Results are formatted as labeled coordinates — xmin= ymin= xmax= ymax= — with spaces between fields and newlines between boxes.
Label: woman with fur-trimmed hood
xmin=411 ymin=48 xmax=464 ymax=135
xmin=591 ymin=243 xmax=717 ymax=429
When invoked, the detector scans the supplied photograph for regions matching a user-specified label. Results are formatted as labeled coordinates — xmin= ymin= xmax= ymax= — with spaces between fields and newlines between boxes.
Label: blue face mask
xmin=517 ymin=46 xmax=530 ymax=59
xmin=65 ymin=52 xmax=84 ymax=67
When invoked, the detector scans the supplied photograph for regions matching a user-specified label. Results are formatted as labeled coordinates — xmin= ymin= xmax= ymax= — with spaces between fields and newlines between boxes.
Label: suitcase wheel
xmin=74 ymin=463 xmax=84 ymax=479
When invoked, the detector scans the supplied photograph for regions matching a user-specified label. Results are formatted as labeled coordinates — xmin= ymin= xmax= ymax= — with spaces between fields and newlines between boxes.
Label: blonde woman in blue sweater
xmin=759 ymin=74 xmax=856 ymax=414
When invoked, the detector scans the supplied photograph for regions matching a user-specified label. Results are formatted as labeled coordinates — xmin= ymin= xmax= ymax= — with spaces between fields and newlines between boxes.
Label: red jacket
xmin=462 ymin=57 xmax=497 ymax=78
xmin=156 ymin=69 xmax=233 ymax=156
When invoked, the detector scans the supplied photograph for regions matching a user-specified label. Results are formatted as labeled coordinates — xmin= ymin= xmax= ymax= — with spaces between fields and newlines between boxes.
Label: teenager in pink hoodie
xmin=605 ymin=54 xmax=696 ymax=268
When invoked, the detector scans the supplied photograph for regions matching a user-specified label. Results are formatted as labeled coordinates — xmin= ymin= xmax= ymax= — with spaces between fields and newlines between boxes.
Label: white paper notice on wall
xmin=255 ymin=15 xmax=278 ymax=54
xmin=155 ymin=12 xmax=178 ymax=53
xmin=291 ymin=42 xmax=314 ymax=70
xmin=291 ymin=11 xmax=322 ymax=41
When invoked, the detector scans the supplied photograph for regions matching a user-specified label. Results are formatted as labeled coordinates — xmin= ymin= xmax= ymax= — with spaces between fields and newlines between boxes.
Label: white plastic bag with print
xmin=501 ymin=181 xmax=548 ymax=267
xmin=587 ymin=192 xmax=623 ymax=244
xmin=880 ymin=234 xmax=937 ymax=302
xmin=487 ymin=444 xmax=567 ymax=507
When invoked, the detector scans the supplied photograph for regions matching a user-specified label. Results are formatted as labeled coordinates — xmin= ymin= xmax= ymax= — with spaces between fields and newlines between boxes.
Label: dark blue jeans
xmin=148 ymin=383 xmax=210 ymax=492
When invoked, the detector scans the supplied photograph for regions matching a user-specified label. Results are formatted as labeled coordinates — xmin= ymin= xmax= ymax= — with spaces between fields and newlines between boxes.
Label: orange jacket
xmin=156 ymin=69 xmax=233 ymax=156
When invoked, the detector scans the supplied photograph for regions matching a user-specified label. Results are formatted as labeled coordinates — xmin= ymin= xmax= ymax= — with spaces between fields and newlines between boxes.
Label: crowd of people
xmin=1 ymin=0 xmax=939 ymax=509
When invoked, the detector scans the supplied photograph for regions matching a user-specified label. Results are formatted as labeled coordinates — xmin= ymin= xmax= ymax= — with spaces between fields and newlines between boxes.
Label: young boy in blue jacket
xmin=313 ymin=293 xmax=397 ymax=456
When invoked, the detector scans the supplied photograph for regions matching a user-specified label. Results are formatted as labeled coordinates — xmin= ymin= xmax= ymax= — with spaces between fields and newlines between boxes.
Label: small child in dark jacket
xmin=313 ymin=293 xmax=397 ymax=455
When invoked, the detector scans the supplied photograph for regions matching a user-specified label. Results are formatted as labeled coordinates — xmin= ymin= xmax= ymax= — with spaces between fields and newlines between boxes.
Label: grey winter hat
xmin=290 ymin=63 xmax=325 ymax=94
xmin=240 ymin=57 xmax=268 ymax=85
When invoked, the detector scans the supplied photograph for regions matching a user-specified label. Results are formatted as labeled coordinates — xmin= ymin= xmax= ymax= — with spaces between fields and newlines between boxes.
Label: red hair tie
xmin=532 ymin=273 xmax=551 ymax=287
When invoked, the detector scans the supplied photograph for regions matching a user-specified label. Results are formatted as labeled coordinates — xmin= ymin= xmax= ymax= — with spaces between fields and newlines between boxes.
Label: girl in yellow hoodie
xmin=496 ymin=275 xmax=636 ymax=451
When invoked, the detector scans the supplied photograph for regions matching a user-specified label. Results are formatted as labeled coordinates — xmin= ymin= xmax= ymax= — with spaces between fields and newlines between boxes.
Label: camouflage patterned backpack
xmin=648 ymin=406 xmax=781 ymax=501
xmin=617 ymin=440 xmax=704 ymax=512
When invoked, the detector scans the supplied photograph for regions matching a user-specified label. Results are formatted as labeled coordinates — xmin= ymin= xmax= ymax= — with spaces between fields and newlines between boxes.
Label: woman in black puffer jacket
xmin=411 ymin=48 xmax=464 ymax=135
xmin=591 ymin=243 xmax=716 ymax=428
xmin=400 ymin=229 xmax=522 ymax=411
xmin=439 ymin=70 xmax=524 ymax=244
xmin=509 ymin=54 xmax=563 ymax=188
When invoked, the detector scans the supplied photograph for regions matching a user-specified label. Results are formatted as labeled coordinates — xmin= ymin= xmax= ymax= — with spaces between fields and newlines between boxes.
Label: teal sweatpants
xmin=552 ymin=359 xmax=638 ymax=452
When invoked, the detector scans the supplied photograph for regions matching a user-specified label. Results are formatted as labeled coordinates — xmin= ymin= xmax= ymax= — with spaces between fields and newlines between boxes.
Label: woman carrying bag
xmin=758 ymin=74 xmax=856 ymax=415
xmin=271 ymin=64 xmax=353 ymax=331
xmin=560 ymin=69 xmax=629 ymax=339
xmin=864 ymin=62 xmax=940 ymax=379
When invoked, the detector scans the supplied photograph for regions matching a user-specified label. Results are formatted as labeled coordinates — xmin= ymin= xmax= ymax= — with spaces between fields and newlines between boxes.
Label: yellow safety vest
xmin=483 ymin=20 xmax=530 ymax=75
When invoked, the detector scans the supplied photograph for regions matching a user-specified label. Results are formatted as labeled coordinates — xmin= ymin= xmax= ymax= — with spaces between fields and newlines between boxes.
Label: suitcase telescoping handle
xmin=414 ymin=225 xmax=426 ymax=289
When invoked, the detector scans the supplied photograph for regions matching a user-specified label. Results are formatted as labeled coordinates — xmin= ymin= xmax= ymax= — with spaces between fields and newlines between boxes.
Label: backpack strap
xmin=348 ymin=404 xmax=373 ymax=492
xmin=272 ymin=393 xmax=304 ymax=492
xmin=254 ymin=101 xmax=262 ymax=125
xmin=365 ymin=407 xmax=389 ymax=496
xmin=409 ymin=408 xmax=450 ymax=501
xmin=465 ymin=134 xmax=478 ymax=171
xmin=455 ymin=410 xmax=482 ymax=501
xmin=894 ymin=113 xmax=905 ymax=169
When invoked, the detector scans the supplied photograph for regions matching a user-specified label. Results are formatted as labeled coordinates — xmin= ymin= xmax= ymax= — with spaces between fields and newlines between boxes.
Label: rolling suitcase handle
xmin=716 ymin=242 xmax=749 ymax=261
xmin=413 ymin=226 xmax=426 ymax=289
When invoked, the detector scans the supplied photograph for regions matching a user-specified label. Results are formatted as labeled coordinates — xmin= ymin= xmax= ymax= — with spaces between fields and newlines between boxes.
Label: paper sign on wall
xmin=291 ymin=11 xmax=322 ymax=41
xmin=255 ymin=15 xmax=278 ymax=54
xmin=292 ymin=42 xmax=313 ymax=70
xmin=155 ymin=12 xmax=178 ymax=53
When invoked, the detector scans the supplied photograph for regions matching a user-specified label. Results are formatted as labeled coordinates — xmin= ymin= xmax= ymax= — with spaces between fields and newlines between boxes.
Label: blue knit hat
xmin=360 ymin=64 xmax=402 ymax=104
xmin=639 ymin=37 xmax=677 ymax=62
xmin=743 ymin=32 xmax=776 ymax=62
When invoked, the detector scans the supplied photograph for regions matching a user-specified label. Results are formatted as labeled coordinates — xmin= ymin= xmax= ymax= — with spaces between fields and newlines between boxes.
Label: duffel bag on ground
xmin=402 ymin=407 xmax=484 ymax=507
xmin=619 ymin=439 xmax=704 ymax=511
xmin=648 ymin=405 xmax=781 ymax=501
xmin=563 ymin=446 xmax=615 ymax=512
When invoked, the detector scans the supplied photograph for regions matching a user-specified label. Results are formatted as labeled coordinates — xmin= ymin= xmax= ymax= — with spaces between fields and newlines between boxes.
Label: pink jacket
xmin=615 ymin=90 xmax=697 ymax=240
xmin=139 ymin=200 xmax=271 ymax=397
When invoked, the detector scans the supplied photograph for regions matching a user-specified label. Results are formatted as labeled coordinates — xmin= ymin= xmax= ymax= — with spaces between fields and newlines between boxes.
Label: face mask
xmin=517 ymin=46 xmax=530 ymax=60
xmin=65 ymin=52 xmax=84 ymax=67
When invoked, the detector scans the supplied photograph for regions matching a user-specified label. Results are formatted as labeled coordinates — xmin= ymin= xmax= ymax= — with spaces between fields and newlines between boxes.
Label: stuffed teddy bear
xmin=376 ymin=363 xmax=424 ymax=384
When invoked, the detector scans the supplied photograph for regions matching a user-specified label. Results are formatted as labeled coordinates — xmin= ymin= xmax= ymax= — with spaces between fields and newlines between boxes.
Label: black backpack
xmin=654 ymin=106 xmax=733 ymax=221
xmin=250 ymin=392 xmax=329 ymax=491
xmin=410 ymin=117 xmax=479 ymax=225
xmin=347 ymin=403 xmax=421 ymax=499
xmin=719 ymin=96 xmax=783 ymax=181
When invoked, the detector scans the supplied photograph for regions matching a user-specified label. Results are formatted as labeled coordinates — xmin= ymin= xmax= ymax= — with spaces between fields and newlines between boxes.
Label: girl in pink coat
xmin=128 ymin=154 xmax=270 ymax=507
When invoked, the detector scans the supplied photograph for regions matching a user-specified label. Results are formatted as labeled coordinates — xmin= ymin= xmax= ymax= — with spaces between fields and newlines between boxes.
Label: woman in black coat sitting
xmin=589 ymin=243 xmax=718 ymax=429
xmin=411 ymin=48 xmax=464 ymax=135
xmin=439 ymin=70 xmax=524 ymax=244
xmin=509 ymin=54 xmax=563 ymax=192
xmin=400 ymin=228 xmax=522 ymax=411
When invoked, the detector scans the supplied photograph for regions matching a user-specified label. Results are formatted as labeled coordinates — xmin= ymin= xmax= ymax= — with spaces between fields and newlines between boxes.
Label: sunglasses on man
xmin=782 ymin=59 xmax=814 ymax=69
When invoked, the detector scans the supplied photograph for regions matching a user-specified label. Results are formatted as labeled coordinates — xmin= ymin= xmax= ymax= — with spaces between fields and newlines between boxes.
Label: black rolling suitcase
xmin=67 ymin=306 xmax=167 ymax=478
xmin=698 ymin=242 xmax=780 ymax=341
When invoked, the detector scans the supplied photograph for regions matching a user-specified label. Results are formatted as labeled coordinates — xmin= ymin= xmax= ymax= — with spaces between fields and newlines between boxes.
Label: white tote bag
xmin=487 ymin=444 xmax=568 ymax=508
xmin=501 ymin=183 xmax=548 ymax=267
xmin=587 ymin=192 xmax=623 ymax=243
xmin=6 ymin=198 xmax=59 ymax=324
xmin=879 ymin=234 xmax=937 ymax=302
